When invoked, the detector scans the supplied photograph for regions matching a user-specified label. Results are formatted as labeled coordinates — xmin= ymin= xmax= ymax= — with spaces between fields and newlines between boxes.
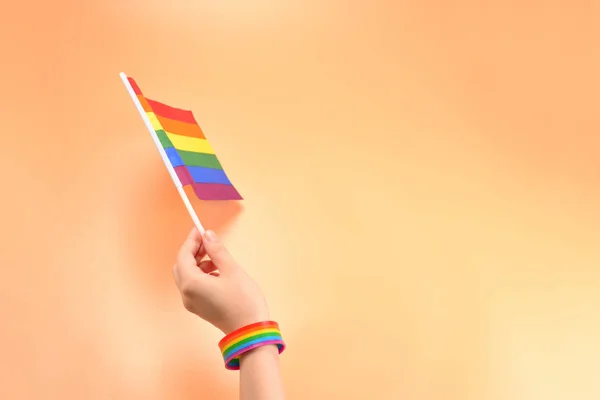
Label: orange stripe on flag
xmin=137 ymin=95 xmax=152 ymax=112
xmin=157 ymin=115 xmax=206 ymax=139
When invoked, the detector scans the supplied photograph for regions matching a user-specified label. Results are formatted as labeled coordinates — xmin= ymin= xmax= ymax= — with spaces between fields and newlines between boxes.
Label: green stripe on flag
xmin=178 ymin=150 xmax=223 ymax=169
xmin=155 ymin=129 xmax=173 ymax=148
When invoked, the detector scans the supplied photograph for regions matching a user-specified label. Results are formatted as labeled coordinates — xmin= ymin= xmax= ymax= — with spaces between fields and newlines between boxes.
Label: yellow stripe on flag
xmin=146 ymin=112 xmax=163 ymax=130
xmin=166 ymin=132 xmax=215 ymax=154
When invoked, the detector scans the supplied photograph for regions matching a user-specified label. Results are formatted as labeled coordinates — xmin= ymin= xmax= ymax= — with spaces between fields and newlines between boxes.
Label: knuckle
xmin=180 ymin=281 xmax=196 ymax=298
xmin=182 ymin=296 xmax=195 ymax=312
xmin=180 ymin=282 xmax=197 ymax=311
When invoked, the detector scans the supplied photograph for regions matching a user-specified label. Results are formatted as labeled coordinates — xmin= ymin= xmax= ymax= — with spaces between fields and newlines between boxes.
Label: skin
xmin=172 ymin=227 xmax=285 ymax=400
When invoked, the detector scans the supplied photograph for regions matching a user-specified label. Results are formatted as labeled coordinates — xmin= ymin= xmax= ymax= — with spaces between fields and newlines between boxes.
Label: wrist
xmin=222 ymin=309 xmax=270 ymax=335
xmin=239 ymin=343 xmax=279 ymax=362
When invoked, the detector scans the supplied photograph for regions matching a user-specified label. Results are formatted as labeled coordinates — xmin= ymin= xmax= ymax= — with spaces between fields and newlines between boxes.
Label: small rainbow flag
xmin=123 ymin=74 xmax=242 ymax=201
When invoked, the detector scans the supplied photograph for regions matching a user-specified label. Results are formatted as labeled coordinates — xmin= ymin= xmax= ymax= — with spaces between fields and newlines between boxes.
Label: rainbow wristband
xmin=218 ymin=321 xmax=286 ymax=370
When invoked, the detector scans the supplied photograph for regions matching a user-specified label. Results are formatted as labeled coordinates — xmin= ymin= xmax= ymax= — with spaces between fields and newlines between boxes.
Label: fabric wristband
xmin=218 ymin=321 xmax=286 ymax=370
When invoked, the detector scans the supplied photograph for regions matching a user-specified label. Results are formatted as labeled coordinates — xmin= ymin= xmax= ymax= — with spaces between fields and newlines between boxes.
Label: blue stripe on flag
xmin=188 ymin=166 xmax=232 ymax=185
xmin=164 ymin=147 xmax=184 ymax=167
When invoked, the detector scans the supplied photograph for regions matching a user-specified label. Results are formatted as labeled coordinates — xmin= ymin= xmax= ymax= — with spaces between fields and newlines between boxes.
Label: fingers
xmin=198 ymin=260 xmax=218 ymax=275
xmin=195 ymin=244 xmax=206 ymax=264
xmin=201 ymin=230 xmax=239 ymax=274
xmin=172 ymin=228 xmax=224 ymax=289
xmin=173 ymin=227 xmax=204 ymax=288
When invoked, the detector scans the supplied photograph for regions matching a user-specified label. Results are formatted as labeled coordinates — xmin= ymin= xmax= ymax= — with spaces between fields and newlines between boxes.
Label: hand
xmin=172 ymin=227 xmax=270 ymax=334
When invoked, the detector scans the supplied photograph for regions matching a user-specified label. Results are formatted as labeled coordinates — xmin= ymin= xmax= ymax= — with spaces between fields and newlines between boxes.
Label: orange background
xmin=1 ymin=1 xmax=599 ymax=399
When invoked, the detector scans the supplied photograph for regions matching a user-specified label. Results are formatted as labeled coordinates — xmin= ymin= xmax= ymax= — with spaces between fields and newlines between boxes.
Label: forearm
xmin=239 ymin=345 xmax=285 ymax=400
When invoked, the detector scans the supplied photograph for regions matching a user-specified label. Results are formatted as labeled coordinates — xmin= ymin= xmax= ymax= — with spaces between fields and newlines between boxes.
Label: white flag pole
xmin=119 ymin=72 xmax=205 ymax=234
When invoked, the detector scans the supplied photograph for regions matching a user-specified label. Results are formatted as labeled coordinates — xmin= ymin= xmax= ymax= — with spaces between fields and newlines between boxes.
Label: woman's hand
xmin=172 ymin=227 xmax=270 ymax=334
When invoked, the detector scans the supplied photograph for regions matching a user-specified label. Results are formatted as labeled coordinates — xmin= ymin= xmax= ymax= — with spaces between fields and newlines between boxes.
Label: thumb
xmin=202 ymin=230 xmax=238 ymax=273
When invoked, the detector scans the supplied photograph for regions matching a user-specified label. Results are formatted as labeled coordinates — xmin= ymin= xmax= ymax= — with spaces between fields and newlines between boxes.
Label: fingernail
xmin=204 ymin=230 xmax=218 ymax=242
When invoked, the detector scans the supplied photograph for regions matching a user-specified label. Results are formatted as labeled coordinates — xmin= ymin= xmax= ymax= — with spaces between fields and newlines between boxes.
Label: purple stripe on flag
xmin=174 ymin=166 xmax=193 ymax=186
xmin=192 ymin=183 xmax=243 ymax=200
xmin=174 ymin=166 xmax=242 ymax=200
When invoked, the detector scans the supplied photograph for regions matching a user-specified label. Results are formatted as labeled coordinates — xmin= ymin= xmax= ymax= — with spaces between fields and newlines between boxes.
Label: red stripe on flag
xmin=146 ymin=98 xmax=198 ymax=125
xmin=128 ymin=77 xmax=143 ymax=95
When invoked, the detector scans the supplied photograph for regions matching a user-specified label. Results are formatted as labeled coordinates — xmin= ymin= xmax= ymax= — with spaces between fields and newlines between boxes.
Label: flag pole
xmin=119 ymin=72 xmax=205 ymax=234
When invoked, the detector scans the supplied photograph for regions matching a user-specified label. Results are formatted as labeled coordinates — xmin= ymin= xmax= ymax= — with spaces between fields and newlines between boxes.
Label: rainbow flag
xmin=126 ymin=76 xmax=242 ymax=201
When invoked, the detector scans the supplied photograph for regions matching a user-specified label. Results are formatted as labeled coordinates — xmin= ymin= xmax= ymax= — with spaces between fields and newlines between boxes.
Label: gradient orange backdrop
xmin=1 ymin=1 xmax=599 ymax=399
